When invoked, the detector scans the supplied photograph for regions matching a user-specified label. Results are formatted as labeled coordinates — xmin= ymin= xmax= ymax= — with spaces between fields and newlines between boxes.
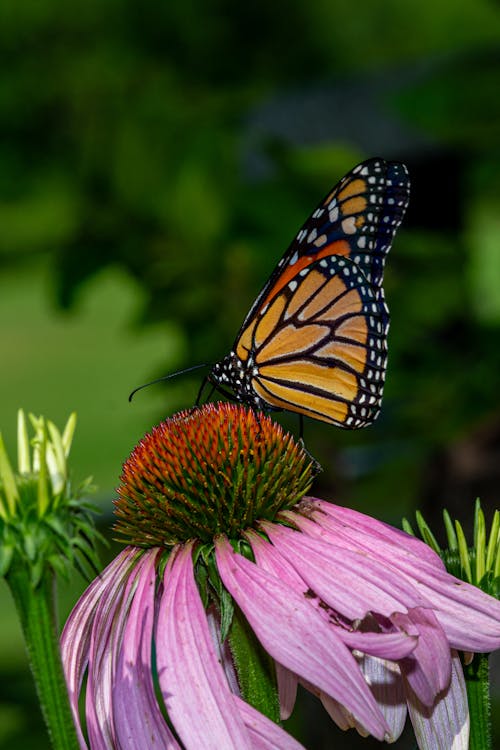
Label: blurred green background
xmin=1 ymin=0 xmax=500 ymax=747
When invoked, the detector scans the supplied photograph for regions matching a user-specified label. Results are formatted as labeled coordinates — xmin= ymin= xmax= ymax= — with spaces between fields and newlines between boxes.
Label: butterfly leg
xmin=195 ymin=376 xmax=211 ymax=406
xmin=298 ymin=437 xmax=323 ymax=477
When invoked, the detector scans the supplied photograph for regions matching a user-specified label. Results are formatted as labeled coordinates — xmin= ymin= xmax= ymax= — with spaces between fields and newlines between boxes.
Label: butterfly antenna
xmin=128 ymin=363 xmax=212 ymax=402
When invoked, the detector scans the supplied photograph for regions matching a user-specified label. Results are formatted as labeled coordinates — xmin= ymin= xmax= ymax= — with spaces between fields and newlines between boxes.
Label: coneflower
xmin=61 ymin=403 xmax=500 ymax=749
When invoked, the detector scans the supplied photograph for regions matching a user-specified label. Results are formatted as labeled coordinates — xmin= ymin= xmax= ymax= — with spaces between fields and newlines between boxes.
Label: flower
xmin=61 ymin=403 xmax=500 ymax=749
xmin=0 ymin=410 xmax=99 ymax=749
xmin=0 ymin=409 xmax=97 ymax=584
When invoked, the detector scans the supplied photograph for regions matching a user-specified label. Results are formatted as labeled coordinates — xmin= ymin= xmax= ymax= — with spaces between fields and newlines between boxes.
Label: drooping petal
xmin=215 ymin=537 xmax=390 ymax=741
xmin=234 ymin=695 xmax=306 ymax=749
xmin=307 ymin=500 xmax=444 ymax=567
xmin=288 ymin=508 xmax=441 ymax=586
xmin=275 ymin=663 xmax=298 ymax=721
xmin=86 ymin=551 xmax=146 ymax=750
xmin=206 ymin=607 xmax=241 ymax=696
xmin=300 ymin=677 xmax=372 ymax=738
xmin=406 ymin=652 xmax=469 ymax=750
xmin=398 ymin=570 xmax=500 ymax=653
xmin=294 ymin=502 xmax=500 ymax=652
xmin=60 ymin=548 xmax=140 ymax=749
xmin=342 ymin=629 xmax=417 ymax=660
xmin=394 ymin=609 xmax=451 ymax=706
xmin=261 ymin=521 xmax=427 ymax=620
xmin=320 ymin=693 xmax=357 ymax=732
xmin=372 ymin=551 xmax=500 ymax=652
xmin=356 ymin=656 xmax=407 ymax=742
xmin=248 ymin=529 xmax=416 ymax=661
xmin=112 ymin=548 xmax=180 ymax=749
xmin=156 ymin=542 xmax=253 ymax=749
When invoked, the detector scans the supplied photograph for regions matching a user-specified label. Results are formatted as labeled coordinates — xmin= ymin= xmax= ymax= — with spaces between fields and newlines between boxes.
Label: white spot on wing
xmin=341 ymin=216 xmax=357 ymax=235
xmin=314 ymin=234 xmax=328 ymax=247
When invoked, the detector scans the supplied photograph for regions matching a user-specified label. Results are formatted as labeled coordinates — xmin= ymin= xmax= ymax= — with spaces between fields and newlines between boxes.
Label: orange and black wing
xmin=215 ymin=158 xmax=409 ymax=426
xmin=240 ymin=158 xmax=409 ymax=330
xmin=234 ymin=254 xmax=388 ymax=427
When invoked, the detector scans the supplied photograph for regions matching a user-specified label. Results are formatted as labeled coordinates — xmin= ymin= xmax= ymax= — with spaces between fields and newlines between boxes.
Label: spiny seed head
xmin=114 ymin=403 xmax=314 ymax=547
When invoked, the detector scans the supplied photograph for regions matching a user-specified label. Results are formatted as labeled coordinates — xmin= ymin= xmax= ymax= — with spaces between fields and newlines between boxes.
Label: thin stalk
xmin=6 ymin=564 xmax=79 ymax=750
xmin=228 ymin=602 xmax=281 ymax=723
xmin=464 ymin=653 xmax=491 ymax=750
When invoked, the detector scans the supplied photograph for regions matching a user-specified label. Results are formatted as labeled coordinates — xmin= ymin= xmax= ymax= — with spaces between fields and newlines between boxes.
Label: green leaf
xmin=486 ymin=510 xmax=499 ymax=572
xmin=0 ymin=431 xmax=19 ymax=518
xmin=0 ymin=543 xmax=14 ymax=576
xmin=401 ymin=517 xmax=415 ymax=536
xmin=23 ymin=531 xmax=38 ymax=562
xmin=61 ymin=413 xmax=77 ymax=457
xmin=443 ymin=509 xmax=458 ymax=550
xmin=17 ymin=409 xmax=30 ymax=474
xmin=455 ymin=521 xmax=472 ymax=584
xmin=415 ymin=510 xmax=441 ymax=554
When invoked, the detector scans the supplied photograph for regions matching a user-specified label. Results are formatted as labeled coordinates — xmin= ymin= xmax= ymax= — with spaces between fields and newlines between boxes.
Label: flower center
xmin=114 ymin=403 xmax=314 ymax=547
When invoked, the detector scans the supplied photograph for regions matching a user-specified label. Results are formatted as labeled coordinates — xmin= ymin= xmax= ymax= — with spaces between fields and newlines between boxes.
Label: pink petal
xmin=288 ymin=507 xmax=439 ymax=576
xmin=156 ymin=542 xmax=253 ymax=749
xmin=247 ymin=529 xmax=416 ymax=661
xmin=112 ymin=549 xmax=180 ymax=749
xmin=60 ymin=548 xmax=139 ymax=749
xmin=293 ymin=504 xmax=500 ymax=652
xmin=371 ymin=552 xmax=500 ymax=652
xmin=234 ymin=695 xmax=306 ymax=749
xmin=275 ymin=663 xmax=298 ymax=721
xmin=215 ymin=537 xmax=390 ymax=741
xmin=206 ymin=607 xmax=240 ymax=696
xmin=86 ymin=551 xmax=145 ymax=749
xmin=401 ymin=572 xmax=500 ymax=652
xmin=341 ymin=629 xmax=417 ymax=660
xmin=307 ymin=499 xmax=445 ymax=567
xmin=394 ymin=609 xmax=451 ymax=706
xmin=406 ymin=651 xmax=469 ymax=749
xmin=356 ymin=655 xmax=407 ymax=741
xmin=263 ymin=521 xmax=427 ymax=620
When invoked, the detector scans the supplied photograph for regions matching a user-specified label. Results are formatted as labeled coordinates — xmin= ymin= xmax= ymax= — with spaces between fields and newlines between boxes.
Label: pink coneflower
xmin=61 ymin=403 xmax=500 ymax=749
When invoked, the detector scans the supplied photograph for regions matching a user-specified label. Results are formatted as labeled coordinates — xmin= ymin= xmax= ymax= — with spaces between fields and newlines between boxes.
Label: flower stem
xmin=229 ymin=603 xmax=281 ymax=723
xmin=6 ymin=564 xmax=79 ymax=750
xmin=464 ymin=653 xmax=492 ymax=750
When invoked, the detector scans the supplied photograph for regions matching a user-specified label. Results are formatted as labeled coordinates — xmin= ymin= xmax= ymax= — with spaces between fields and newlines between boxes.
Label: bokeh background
xmin=1 ymin=1 xmax=500 ymax=747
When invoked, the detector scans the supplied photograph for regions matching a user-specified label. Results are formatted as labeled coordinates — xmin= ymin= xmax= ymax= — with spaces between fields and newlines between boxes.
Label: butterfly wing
xmin=240 ymin=158 xmax=409 ymax=330
xmin=213 ymin=158 xmax=409 ymax=427
xmin=234 ymin=254 xmax=387 ymax=427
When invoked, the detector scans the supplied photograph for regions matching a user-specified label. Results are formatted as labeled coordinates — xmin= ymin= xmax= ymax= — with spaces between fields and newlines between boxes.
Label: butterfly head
xmin=208 ymin=353 xmax=267 ymax=410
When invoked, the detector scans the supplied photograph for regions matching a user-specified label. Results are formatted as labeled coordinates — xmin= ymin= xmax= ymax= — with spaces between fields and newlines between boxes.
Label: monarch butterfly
xmin=207 ymin=158 xmax=410 ymax=428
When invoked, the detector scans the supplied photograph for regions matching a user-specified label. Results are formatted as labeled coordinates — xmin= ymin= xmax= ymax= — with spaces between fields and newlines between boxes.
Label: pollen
xmin=114 ymin=403 xmax=314 ymax=547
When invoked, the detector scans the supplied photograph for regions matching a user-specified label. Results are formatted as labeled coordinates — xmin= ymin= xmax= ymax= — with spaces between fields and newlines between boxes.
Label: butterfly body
xmin=209 ymin=158 xmax=410 ymax=428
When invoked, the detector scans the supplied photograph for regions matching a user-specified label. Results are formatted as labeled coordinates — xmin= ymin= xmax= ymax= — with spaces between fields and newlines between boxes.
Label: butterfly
xmin=206 ymin=158 xmax=410 ymax=428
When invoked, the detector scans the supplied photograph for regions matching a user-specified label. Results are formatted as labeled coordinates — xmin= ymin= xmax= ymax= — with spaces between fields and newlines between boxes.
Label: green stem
xmin=6 ymin=564 xmax=80 ymax=750
xmin=464 ymin=653 xmax=491 ymax=750
xmin=228 ymin=603 xmax=280 ymax=723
